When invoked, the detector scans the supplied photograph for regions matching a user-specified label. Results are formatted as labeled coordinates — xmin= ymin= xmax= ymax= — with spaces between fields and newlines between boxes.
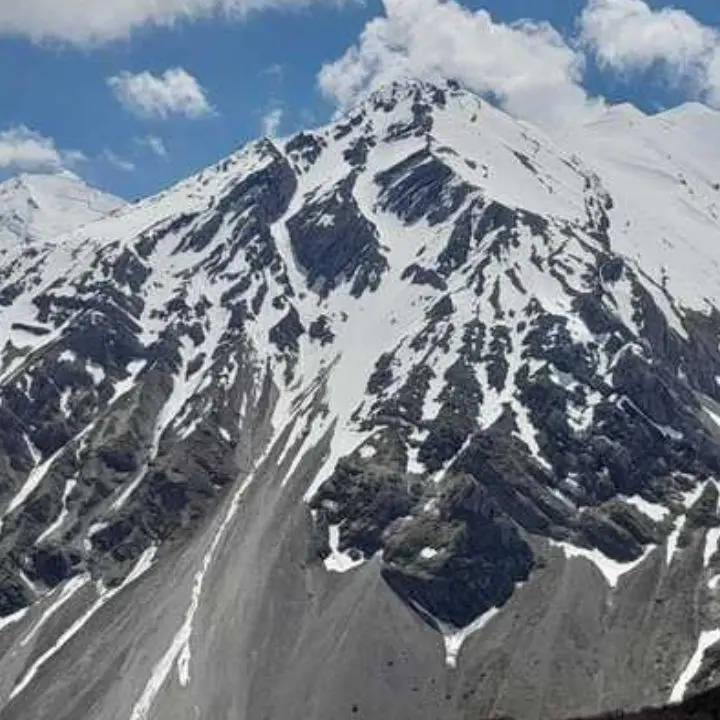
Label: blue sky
xmin=0 ymin=0 xmax=718 ymax=198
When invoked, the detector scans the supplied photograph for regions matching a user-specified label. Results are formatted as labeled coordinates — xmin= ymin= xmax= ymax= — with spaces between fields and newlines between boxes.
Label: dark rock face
xmin=308 ymin=316 xmax=335 ymax=346
xmin=287 ymin=174 xmax=387 ymax=297
xmin=438 ymin=202 xmax=480 ymax=275
xmin=383 ymin=474 xmax=534 ymax=627
xmin=177 ymin=146 xmax=298 ymax=285
xmin=385 ymin=97 xmax=435 ymax=141
xmin=452 ymin=426 xmax=571 ymax=535
xmin=401 ymin=264 xmax=448 ymax=291
xmin=419 ymin=359 xmax=482 ymax=472
xmin=26 ymin=548 xmax=80 ymax=587
xmin=219 ymin=141 xmax=297 ymax=226
xmin=112 ymin=249 xmax=151 ymax=293
xmin=344 ymin=135 xmax=377 ymax=169
xmin=311 ymin=455 xmax=416 ymax=557
xmin=99 ymin=448 xmax=139 ymax=474
xmin=367 ymin=353 xmax=397 ymax=397
xmin=375 ymin=149 xmax=473 ymax=226
xmin=285 ymin=133 xmax=327 ymax=172
xmin=270 ymin=307 xmax=306 ymax=353
xmin=303 ymin=119 xmax=720 ymax=635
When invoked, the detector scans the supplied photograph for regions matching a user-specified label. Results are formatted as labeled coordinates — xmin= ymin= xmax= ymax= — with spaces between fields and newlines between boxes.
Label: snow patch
xmin=552 ymin=541 xmax=655 ymax=589
xmin=3 ymin=445 xmax=64 ymax=520
xmin=124 ymin=546 xmax=158 ymax=586
xmin=432 ymin=435 xmax=474 ymax=486
xmin=681 ymin=480 xmax=713 ymax=509
xmin=440 ymin=606 xmax=501 ymax=669
xmin=324 ymin=524 xmax=365 ymax=574
xmin=704 ymin=528 xmax=720 ymax=568
xmin=405 ymin=445 xmax=425 ymax=474
xmin=86 ymin=362 xmax=106 ymax=385
xmin=36 ymin=479 xmax=77 ymax=544
xmin=18 ymin=570 xmax=39 ymax=596
xmin=550 ymin=488 xmax=576 ymax=509
xmin=58 ymin=350 xmax=77 ymax=364
xmin=0 ymin=607 xmax=29 ymax=636
xmin=667 ymin=515 xmax=687 ymax=566
xmin=359 ymin=445 xmax=377 ymax=460
xmin=111 ymin=360 xmax=146 ymax=403
xmin=59 ymin=388 xmax=72 ymax=418
xmin=621 ymin=495 xmax=670 ymax=522
xmin=85 ymin=521 xmax=108 ymax=551
xmin=705 ymin=407 xmax=720 ymax=432
xmin=670 ymin=628 xmax=720 ymax=703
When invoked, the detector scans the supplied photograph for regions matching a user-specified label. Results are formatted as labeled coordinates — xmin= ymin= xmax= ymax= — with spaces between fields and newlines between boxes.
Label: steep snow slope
xmin=1 ymin=81 xmax=720 ymax=720
xmin=567 ymin=103 xmax=720 ymax=310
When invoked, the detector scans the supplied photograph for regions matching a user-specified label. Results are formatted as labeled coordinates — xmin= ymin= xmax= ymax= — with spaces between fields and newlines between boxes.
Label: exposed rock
xmin=287 ymin=174 xmax=387 ymax=297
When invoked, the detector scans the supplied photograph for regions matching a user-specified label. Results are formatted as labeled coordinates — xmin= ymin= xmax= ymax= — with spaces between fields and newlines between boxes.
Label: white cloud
xmin=580 ymin=0 xmax=711 ymax=71
xmin=708 ymin=49 xmax=720 ymax=107
xmin=103 ymin=149 xmax=137 ymax=172
xmin=580 ymin=0 xmax=720 ymax=105
xmin=136 ymin=135 xmax=168 ymax=158
xmin=0 ymin=0 xmax=354 ymax=47
xmin=108 ymin=68 xmax=213 ymax=119
xmin=0 ymin=126 xmax=84 ymax=171
xmin=318 ymin=0 xmax=602 ymax=128
xmin=261 ymin=107 xmax=284 ymax=137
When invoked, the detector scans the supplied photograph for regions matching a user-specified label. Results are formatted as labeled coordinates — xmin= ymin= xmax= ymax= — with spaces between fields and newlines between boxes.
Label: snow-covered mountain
xmin=0 ymin=171 xmax=123 ymax=245
xmin=1 ymin=80 xmax=720 ymax=720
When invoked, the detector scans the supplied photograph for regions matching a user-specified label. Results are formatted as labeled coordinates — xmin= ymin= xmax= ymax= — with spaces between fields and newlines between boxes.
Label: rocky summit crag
xmin=1 ymin=81 xmax=720 ymax=720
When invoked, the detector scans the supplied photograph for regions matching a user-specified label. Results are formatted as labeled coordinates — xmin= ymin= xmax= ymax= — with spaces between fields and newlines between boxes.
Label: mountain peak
xmin=0 ymin=170 xmax=123 ymax=244
xmin=3 ymin=69 xmax=720 ymax=720
xmin=359 ymin=76 xmax=467 ymax=113
xmin=1 ymin=168 xmax=84 ymax=196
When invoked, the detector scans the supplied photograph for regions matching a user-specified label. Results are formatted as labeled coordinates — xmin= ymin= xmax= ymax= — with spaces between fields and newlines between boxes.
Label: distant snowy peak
xmin=655 ymin=101 xmax=720 ymax=130
xmin=0 ymin=171 xmax=123 ymax=245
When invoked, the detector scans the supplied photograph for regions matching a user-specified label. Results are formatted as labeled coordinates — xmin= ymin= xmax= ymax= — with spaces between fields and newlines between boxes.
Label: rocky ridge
xmin=0 ymin=81 xmax=719 ymax=719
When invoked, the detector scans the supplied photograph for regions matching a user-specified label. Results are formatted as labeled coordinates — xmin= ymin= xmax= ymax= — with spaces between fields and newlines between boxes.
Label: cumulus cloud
xmin=0 ymin=126 xmax=84 ymax=171
xmin=318 ymin=0 xmax=603 ymax=128
xmin=108 ymin=68 xmax=212 ymax=120
xmin=0 ymin=0 xmax=354 ymax=47
xmin=580 ymin=0 xmax=720 ymax=105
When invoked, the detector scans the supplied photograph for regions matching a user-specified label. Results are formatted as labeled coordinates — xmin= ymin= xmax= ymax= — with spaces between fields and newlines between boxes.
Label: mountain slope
xmin=0 ymin=171 xmax=123 ymax=244
xmin=1 ymin=81 xmax=720 ymax=720
xmin=570 ymin=684 xmax=720 ymax=720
